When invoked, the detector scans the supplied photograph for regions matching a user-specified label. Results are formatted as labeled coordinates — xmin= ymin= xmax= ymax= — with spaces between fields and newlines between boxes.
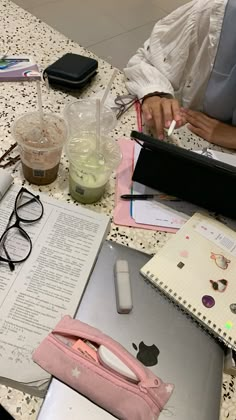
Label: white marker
xmin=167 ymin=119 xmax=176 ymax=137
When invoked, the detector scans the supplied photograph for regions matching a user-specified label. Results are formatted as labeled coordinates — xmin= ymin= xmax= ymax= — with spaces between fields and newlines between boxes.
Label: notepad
xmin=140 ymin=212 xmax=236 ymax=349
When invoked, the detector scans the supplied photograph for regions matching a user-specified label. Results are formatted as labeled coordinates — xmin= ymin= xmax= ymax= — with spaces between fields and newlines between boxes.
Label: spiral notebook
xmin=140 ymin=212 xmax=236 ymax=349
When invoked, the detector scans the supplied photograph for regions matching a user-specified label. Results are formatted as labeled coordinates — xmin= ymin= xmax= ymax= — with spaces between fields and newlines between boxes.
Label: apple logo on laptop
xmin=132 ymin=341 xmax=160 ymax=366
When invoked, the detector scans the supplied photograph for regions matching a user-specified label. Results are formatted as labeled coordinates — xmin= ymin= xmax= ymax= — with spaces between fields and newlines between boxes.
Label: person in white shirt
xmin=124 ymin=0 xmax=236 ymax=149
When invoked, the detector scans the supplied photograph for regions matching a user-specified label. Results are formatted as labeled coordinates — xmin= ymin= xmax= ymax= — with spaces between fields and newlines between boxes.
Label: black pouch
xmin=43 ymin=53 xmax=98 ymax=89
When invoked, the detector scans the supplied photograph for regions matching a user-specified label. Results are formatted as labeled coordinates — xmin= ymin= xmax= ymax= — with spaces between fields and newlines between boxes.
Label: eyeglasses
xmin=0 ymin=143 xmax=20 ymax=168
xmin=201 ymin=147 xmax=213 ymax=158
xmin=0 ymin=187 xmax=44 ymax=271
xmin=112 ymin=94 xmax=140 ymax=119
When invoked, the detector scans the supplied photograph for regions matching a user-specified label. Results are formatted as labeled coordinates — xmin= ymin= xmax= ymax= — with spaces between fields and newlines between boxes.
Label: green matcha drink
xmin=69 ymin=151 xmax=109 ymax=204
xmin=67 ymin=134 xmax=121 ymax=204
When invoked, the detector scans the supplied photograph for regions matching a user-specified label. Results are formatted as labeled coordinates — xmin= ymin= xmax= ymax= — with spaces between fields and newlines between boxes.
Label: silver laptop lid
xmin=38 ymin=240 xmax=223 ymax=420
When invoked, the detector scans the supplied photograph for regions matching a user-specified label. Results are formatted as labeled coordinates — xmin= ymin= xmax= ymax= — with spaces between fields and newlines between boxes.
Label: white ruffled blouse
xmin=124 ymin=0 xmax=228 ymax=110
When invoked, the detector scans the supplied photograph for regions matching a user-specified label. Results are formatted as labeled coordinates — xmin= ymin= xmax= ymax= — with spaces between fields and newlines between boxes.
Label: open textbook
xmin=0 ymin=174 xmax=110 ymax=396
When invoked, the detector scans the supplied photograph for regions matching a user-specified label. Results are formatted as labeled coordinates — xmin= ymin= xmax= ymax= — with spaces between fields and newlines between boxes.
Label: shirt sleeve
xmin=123 ymin=0 xmax=202 ymax=99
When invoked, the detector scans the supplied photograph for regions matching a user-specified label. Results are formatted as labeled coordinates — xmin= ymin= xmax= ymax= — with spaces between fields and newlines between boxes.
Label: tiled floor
xmin=13 ymin=0 xmax=188 ymax=69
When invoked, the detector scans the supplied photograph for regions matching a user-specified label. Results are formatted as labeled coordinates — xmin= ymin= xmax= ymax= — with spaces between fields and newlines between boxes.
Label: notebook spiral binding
xmin=144 ymin=270 xmax=234 ymax=350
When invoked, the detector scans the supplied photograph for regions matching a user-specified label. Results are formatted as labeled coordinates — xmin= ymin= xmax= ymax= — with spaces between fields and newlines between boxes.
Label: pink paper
xmin=113 ymin=138 xmax=177 ymax=233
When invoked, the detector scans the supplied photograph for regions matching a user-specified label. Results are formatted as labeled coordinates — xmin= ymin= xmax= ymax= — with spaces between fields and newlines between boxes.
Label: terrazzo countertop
xmin=0 ymin=1 xmax=235 ymax=419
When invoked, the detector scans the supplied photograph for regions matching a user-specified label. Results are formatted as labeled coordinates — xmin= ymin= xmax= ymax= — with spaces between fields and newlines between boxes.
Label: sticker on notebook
xmin=225 ymin=321 xmax=233 ymax=330
xmin=202 ymin=295 xmax=215 ymax=309
xmin=177 ymin=261 xmax=185 ymax=269
xmin=195 ymin=221 xmax=236 ymax=257
xmin=210 ymin=252 xmax=230 ymax=270
xmin=180 ymin=250 xmax=188 ymax=258
xmin=230 ymin=304 xmax=236 ymax=314
xmin=210 ymin=279 xmax=228 ymax=293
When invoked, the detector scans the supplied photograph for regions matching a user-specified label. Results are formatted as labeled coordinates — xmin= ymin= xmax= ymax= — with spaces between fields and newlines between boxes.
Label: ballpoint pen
xmin=120 ymin=194 xmax=180 ymax=201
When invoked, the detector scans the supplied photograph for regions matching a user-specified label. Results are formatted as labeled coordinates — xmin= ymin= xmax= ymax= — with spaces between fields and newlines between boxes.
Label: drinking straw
xmin=100 ymin=69 xmax=118 ymax=107
xmin=96 ymin=98 xmax=101 ymax=154
xmin=36 ymin=80 xmax=44 ymax=135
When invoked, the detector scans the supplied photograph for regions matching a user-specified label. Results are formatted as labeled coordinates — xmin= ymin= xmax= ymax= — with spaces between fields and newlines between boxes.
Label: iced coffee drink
xmin=12 ymin=112 xmax=67 ymax=185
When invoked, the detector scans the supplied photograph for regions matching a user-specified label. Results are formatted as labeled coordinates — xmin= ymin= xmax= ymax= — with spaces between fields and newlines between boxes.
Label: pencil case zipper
xmin=44 ymin=70 xmax=97 ymax=85
xmin=49 ymin=331 xmax=162 ymax=411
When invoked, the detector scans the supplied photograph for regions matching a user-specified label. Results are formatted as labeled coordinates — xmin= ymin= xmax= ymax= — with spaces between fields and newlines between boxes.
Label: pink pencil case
xmin=33 ymin=316 xmax=174 ymax=420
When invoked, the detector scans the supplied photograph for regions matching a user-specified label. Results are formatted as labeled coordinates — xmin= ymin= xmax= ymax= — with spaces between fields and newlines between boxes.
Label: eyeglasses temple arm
xmin=1 ymin=242 xmax=15 ymax=271
xmin=0 ymin=143 xmax=17 ymax=163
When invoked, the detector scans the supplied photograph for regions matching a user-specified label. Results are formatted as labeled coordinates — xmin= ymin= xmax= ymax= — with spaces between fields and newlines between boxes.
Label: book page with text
xmin=0 ymin=185 xmax=110 ymax=388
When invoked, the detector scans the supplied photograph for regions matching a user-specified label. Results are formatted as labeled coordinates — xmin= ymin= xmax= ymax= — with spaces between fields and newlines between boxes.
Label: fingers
xmin=183 ymin=108 xmax=209 ymax=140
xmin=186 ymin=113 xmax=206 ymax=130
xmin=182 ymin=108 xmax=220 ymax=142
xmin=142 ymin=96 xmax=164 ymax=139
xmin=153 ymin=102 xmax=165 ymax=139
xmin=161 ymin=99 xmax=172 ymax=128
xmin=187 ymin=124 xmax=206 ymax=139
xmin=142 ymin=100 xmax=223 ymax=144
xmin=142 ymin=96 xmax=183 ymax=140
xmin=183 ymin=108 xmax=212 ymax=128
xmin=171 ymin=99 xmax=182 ymax=124
xmin=142 ymin=101 xmax=152 ymax=121
xmin=179 ymin=114 xmax=187 ymax=127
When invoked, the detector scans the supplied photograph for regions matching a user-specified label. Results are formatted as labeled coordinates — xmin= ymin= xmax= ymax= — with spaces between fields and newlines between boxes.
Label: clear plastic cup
xmin=64 ymin=98 xmax=117 ymax=139
xmin=67 ymin=132 xmax=122 ymax=204
xmin=12 ymin=112 xmax=67 ymax=185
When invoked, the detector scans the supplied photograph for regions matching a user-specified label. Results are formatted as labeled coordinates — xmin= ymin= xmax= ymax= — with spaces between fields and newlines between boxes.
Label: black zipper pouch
xmin=43 ymin=53 xmax=98 ymax=89
xmin=131 ymin=130 xmax=236 ymax=219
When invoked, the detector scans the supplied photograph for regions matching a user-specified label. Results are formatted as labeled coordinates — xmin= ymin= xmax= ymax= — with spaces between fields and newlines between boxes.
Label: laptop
xmin=38 ymin=241 xmax=223 ymax=420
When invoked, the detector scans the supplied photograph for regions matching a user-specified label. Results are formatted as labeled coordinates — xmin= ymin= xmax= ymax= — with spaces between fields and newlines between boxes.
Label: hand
xmin=183 ymin=109 xmax=236 ymax=149
xmin=142 ymin=95 xmax=186 ymax=140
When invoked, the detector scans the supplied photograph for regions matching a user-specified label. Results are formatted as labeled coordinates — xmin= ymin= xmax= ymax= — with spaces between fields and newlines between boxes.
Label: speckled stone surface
xmin=0 ymin=1 xmax=235 ymax=419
